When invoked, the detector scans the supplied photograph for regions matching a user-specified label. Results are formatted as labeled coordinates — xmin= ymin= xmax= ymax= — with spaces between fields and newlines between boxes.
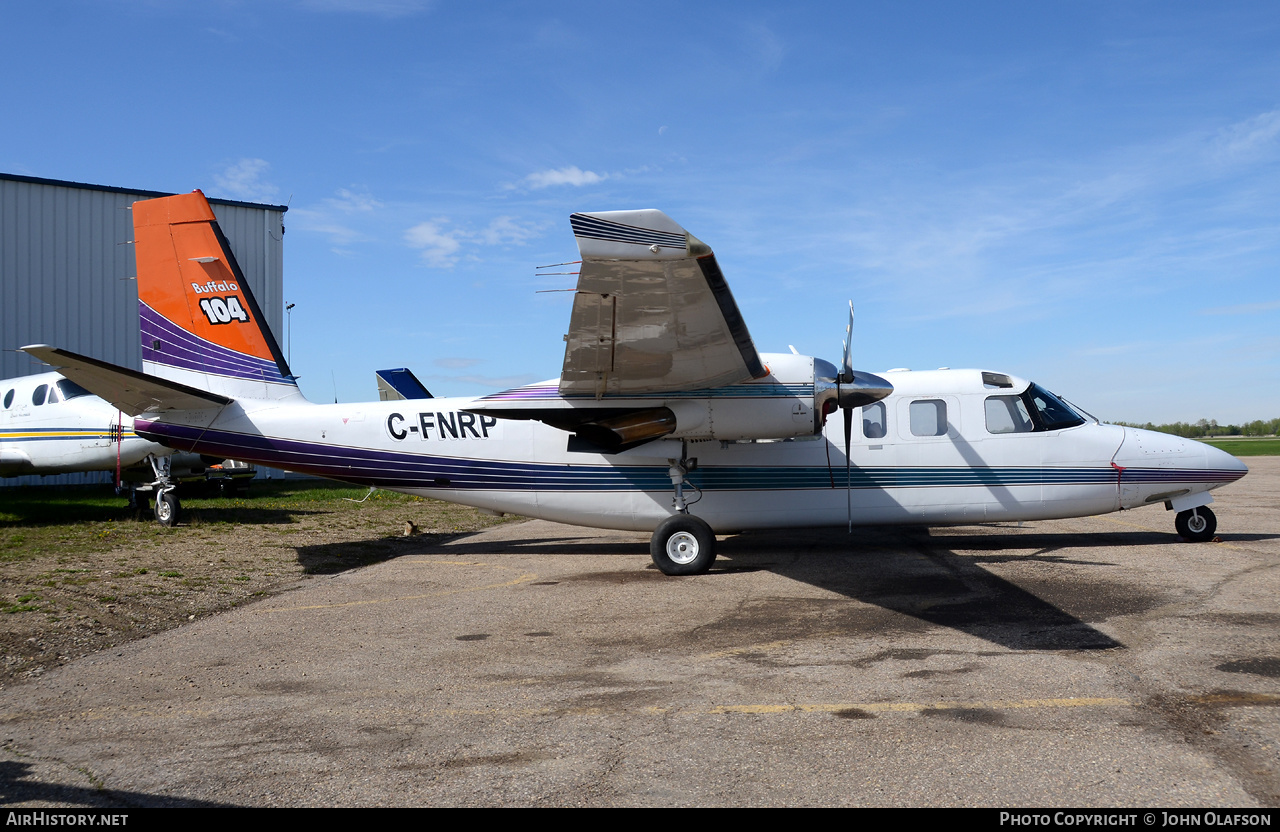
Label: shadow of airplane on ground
xmin=0 ymin=759 xmax=238 ymax=808
xmin=285 ymin=521 xmax=1176 ymax=651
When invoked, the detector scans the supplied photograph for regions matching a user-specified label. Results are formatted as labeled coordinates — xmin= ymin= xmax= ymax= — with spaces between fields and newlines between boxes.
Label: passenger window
xmin=909 ymin=399 xmax=947 ymax=437
xmin=862 ymin=402 xmax=886 ymax=439
xmin=3 ymin=388 xmax=12 ymax=409
xmin=32 ymin=385 xmax=48 ymax=407
xmin=985 ymin=395 xmax=1034 ymax=434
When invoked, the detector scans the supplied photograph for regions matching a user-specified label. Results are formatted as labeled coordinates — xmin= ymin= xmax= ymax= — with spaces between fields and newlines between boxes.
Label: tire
xmin=1175 ymin=506 xmax=1216 ymax=542
xmin=650 ymin=514 xmax=716 ymax=576
xmin=155 ymin=492 xmax=181 ymax=527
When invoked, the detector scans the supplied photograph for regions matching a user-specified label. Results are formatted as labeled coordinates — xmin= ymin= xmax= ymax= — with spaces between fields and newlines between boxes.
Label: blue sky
xmin=3 ymin=1 xmax=1278 ymax=422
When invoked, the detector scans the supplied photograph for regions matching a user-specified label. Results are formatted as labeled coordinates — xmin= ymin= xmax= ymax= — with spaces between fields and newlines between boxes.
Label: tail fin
xmin=376 ymin=368 xmax=433 ymax=401
xmin=133 ymin=190 xmax=300 ymax=401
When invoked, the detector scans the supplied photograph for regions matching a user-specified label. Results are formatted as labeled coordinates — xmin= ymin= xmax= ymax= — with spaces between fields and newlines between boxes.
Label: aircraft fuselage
xmin=132 ymin=363 xmax=1246 ymax=533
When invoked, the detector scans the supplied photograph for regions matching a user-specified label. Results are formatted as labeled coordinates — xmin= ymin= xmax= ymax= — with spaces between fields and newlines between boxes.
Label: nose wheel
xmin=1175 ymin=506 xmax=1216 ymax=542
xmin=650 ymin=514 xmax=716 ymax=575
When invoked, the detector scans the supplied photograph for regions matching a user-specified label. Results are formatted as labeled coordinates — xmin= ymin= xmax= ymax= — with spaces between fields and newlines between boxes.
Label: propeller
xmin=840 ymin=303 xmax=854 ymax=532
xmin=818 ymin=302 xmax=894 ymax=532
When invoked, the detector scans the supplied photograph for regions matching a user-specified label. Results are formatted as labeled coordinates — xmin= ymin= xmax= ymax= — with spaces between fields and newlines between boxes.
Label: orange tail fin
xmin=133 ymin=190 xmax=295 ymax=396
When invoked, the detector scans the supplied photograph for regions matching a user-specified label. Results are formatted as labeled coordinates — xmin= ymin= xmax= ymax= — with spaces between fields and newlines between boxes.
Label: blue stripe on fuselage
xmin=134 ymin=420 xmax=1240 ymax=494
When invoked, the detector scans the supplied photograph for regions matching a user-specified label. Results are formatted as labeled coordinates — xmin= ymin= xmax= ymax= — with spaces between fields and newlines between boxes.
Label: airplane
xmin=1 ymin=370 xmax=253 ymax=521
xmin=21 ymin=190 xmax=1248 ymax=574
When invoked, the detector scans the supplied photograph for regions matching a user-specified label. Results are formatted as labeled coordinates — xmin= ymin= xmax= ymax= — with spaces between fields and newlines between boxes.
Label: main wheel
xmin=154 ymin=492 xmax=182 ymax=527
xmin=650 ymin=514 xmax=716 ymax=575
xmin=1175 ymin=506 xmax=1216 ymax=542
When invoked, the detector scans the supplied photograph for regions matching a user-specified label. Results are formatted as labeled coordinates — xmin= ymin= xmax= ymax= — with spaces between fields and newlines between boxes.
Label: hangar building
xmin=1 ymin=173 xmax=288 ymax=485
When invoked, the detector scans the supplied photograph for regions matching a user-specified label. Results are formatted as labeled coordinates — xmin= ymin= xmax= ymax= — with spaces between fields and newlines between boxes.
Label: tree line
xmin=1111 ymin=418 xmax=1280 ymax=438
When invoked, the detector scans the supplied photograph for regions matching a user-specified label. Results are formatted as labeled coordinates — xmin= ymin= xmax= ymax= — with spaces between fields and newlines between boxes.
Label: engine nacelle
xmin=666 ymin=352 xmax=819 ymax=442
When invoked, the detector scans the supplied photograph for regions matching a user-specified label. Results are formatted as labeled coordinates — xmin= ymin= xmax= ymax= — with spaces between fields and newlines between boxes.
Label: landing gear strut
xmin=650 ymin=445 xmax=715 ymax=575
xmin=1175 ymin=506 xmax=1216 ymax=542
xmin=123 ymin=454 xmax=182 ymax=526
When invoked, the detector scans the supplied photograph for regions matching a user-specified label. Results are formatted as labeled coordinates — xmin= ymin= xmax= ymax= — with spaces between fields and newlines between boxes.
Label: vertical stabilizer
xmin=134 ymin=191 xmax=300 ymax=401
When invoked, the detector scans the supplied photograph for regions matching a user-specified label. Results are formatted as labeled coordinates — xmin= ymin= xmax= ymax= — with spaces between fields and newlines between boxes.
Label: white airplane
xmin=22 ymin=191 xmax=1247 ymax=574
xmin=1 ymin=370 xmax=253 ymax=522
xmin=1 ymin=372 xmax=147 ymax=477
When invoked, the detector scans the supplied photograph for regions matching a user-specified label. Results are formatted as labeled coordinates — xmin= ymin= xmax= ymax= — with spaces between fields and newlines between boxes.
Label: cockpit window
xmin=32 ymin=385 xmax=48 ymax=407
xmin=56 ymin=379 xmax=93 ymax=401
xmin=1024 ymin=383 xmax=1085 ymax=431
xmin=3 ymin=388 xmax=12 ymax=409
xmin=985 ymin=395 xmax=1034 ymax=434
xmin=46 ymin=386 xmax=60 ymax=404
xmin=862 ymin=402 xmax=887 ymax=439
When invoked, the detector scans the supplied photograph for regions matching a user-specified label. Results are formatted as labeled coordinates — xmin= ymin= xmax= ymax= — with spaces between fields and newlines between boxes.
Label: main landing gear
xmin=649 ymin=448 xmax=716 ymax=576
xmin=651 ymin=514 xmax=716 ymax=575
xmin=1175 ymin=506 xmax=1216 ymax=542
xmin=123 ymin=454 xmax=182 ymax=527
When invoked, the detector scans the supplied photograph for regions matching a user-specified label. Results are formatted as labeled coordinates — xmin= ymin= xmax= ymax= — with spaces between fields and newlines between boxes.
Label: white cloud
xmin=478 ymin=215 xmax=542 ymax=245
xmin=742 ymin=22 xmax=784 ymax=74
xmin=290 ymin=187 xmax=384 ymax=247
xmin=404 ymin=219 xmax=462 ymax=267
xmin=213 ymin=158 xmax=280 ymax=203
xmin=297 ymin=0 xmax=433 ymax=17
xmin=1201 ymin=300 xmax=1280 ymax=315
xmin=404 ymin=215 xmax=543 ymax=267
xmin=435 ymin=373 xmax=542 ymax=389
xmin=1214 ymin=109 xmax=1280 ymax=162
xmin=522 ymin=166 xmax=606 ymax=189
xmin=330 ymin=188 xmax=382 ymax=212
xmin=434 ymin=357 xmax=482 ymax=369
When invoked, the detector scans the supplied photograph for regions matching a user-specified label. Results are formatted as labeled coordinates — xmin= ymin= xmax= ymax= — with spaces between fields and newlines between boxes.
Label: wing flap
xmin=21 ymin=346 xmax=231 ymax=415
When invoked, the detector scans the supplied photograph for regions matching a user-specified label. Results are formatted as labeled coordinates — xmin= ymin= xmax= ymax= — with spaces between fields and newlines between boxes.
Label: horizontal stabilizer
xmin=376 ymin=368 xmax=432 ymax=401
xmin=21 ymin=345 xmax=231 ymax=415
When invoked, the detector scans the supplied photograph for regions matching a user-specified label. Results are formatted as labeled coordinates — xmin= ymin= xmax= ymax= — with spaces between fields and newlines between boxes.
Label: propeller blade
xmin=840 ymin=302 xmax=854 ymax=383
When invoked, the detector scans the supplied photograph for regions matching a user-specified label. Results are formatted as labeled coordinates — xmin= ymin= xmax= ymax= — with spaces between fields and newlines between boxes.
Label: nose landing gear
xmin=1175 ymin=506 xmax=1216 ymax=542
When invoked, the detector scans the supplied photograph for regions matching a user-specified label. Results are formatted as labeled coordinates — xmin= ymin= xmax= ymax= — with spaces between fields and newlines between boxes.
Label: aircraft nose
xmin=1114 ymin=427 xmax=1248 ymax=482
xmin=1205 ymin=441 xmax=1249 ymax=481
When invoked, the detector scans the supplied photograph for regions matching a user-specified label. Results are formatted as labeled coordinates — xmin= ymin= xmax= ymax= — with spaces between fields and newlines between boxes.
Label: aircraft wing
xmin=21 ymin=345 xmax=231 ymax=414
xmin=559 ymin=210 xmax=767 ymax=397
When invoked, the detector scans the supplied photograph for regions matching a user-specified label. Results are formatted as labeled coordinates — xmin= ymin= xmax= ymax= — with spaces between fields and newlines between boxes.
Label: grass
xmin=0 ymin=479 xmax=452 ymax=561
xmin=0 ymin=478 xmax=519 ymax=685
xmin=1201 ymin=437 xmax=1280 ymax=457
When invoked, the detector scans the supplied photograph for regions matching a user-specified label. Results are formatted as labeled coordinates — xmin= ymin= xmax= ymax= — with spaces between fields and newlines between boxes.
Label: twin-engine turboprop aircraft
xmin=23 ymin=191 xmax=1247 ymax=574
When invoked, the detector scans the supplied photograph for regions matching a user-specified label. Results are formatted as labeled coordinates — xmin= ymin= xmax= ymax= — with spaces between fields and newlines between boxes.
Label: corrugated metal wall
xmin=1 ymin=174 xmax=286 ymax=486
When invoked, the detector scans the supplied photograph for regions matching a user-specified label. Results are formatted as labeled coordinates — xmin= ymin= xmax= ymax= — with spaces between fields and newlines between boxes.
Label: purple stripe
xmin=140 ymin=302 xmax=290 ymax=384
xmin=479 ymin=385 xmax=561 ymax=401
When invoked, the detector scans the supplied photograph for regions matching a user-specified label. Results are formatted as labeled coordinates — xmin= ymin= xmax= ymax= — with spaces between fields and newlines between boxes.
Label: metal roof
xmin=0 ymin=172 xmax=289 ymax=213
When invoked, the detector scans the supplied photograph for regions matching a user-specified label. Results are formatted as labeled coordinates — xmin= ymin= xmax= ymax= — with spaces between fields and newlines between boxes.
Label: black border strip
xmin=696 ymin=255 xmax=767 ymax=379
xmin=1 ymin=172 xmax=289 ymax=212
xmin=209 ymin=220 xmax=294 ymax=379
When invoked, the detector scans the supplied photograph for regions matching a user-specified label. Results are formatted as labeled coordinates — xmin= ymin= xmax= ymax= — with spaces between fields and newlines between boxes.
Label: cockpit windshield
xmin=55 ymin=379 xmax=94 ymax=401
xmin=1024 ymin=383 xmax=1085 ymax=431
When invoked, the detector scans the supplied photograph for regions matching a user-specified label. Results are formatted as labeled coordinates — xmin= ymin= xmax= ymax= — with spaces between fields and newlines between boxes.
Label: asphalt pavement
xmin=2 ymin=460 xmax=1277 ymax=807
